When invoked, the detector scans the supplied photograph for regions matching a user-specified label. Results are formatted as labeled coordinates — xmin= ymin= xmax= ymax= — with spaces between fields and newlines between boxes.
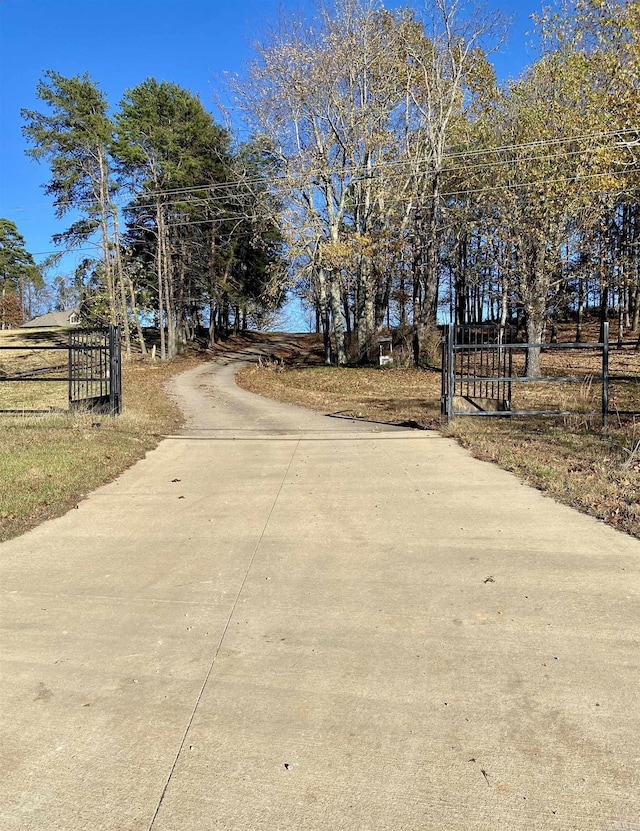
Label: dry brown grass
xmin=444 ymin=418 xmax=640 ymax=538
xmin=238 ymin=363 xmax=443 ymax=426
xmin=0 ymin=328 xmax=71 ymax=411
xmin=237 ymin=327 xmax=640 ymax=540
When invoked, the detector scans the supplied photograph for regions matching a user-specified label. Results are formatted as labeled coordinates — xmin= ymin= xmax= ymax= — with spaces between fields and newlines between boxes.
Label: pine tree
xmin=21 ymin=70 xmax=134 ymax=352
xmin=0 ymin=218 xmax=43 ymax=328
xmin=114 ymin=78 xmax=231 ymax=358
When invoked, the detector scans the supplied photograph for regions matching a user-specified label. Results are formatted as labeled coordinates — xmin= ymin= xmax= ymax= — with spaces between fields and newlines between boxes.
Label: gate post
xmin=109 ymin=325 xmax=123 ymax=416
xmin=602 ymin=321 xmax=609 ymax=428
xmin=447 ymin=324 xmax=454 ymax=423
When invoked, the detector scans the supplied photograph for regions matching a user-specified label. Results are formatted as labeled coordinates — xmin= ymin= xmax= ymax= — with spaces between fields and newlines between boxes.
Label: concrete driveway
xmin=1 ymin=348 xmax=639 ymax=830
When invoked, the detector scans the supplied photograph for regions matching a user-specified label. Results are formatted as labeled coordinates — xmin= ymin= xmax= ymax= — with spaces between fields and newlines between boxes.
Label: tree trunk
xmin=156 ymin=202 xmax=166 ymax=360
xmin=599 ymin=283 xmax=609 ymax=344
xmin=576 ymin=275 xmax=584 ymax=343
xmin=631 ymin=283 xmax=640 ymax=333
xmin=356 ymin=255 xmax=375 ymax=364
xmin=317 ymin=267 xmax=332 ymax=365
xmin=518 ymin=237 xmax=548 ymax=377
xmin=342 ymin=289 xmax=351 ymax=336
xmin=110 ymin=204 xmax=133 ymax=357
xmin=525 ymin=309 xmax=545 ymax=377
xmin=96 ymin=145 xmax=117 ymax=327
xmin=208 ymin=298 xmax=218 ymax=346
xmin=329 ymin=270 xmax=346 ymax=365
xmin=375 ymin=270 xmax=392 ymax=330
xmin=174 ymin=250 xmax=188 ymax=355
xmin=399 ymin=273 xmax=407 ymax=330
xmin=163 ymin=222 xmax=176 ymax=359
xmin=411 ymin=180 xmax=440 ymax=366
xmin=500 ymin=276 xmax=509 ymax=331
xmin=126 ymin=271 xmax=147 ymax=354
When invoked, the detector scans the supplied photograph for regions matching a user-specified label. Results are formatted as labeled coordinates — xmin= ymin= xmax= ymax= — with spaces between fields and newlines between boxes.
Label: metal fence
xmin=0 ymin=325 xmax=122 ymax=415
xmin=441 ymin=322 xmax=609 ymax=427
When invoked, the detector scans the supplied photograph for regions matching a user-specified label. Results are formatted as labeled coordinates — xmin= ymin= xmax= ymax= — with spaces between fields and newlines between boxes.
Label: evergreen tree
xmin=114 ymin=78 xmax=232 ymax=357
xmin=21 ymin=70 xmax=134 ymax=352
xmin=0 ymin=218 xmax=43 ymax=327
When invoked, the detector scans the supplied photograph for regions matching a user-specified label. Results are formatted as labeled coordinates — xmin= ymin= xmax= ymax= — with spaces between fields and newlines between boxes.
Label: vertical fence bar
xmin=472 ymin=332 xmax=477 ymax=399
xmin=602 ymin=321 xmax=609 ymax=428
xmin=458 ymin=327 xmax=461 ymax=399
xmin=441 ymin=327 xmax=447 ymax=415
xmin=483 ymin=327 xmax=488 ymax=399
xmin=99 ymin=330 xmax=104 ymax=400
xmin=463 ymin=327 xmax=467 ymax=399
xmin=109 ymin=326 xmax=116 ymax=415
xmin=447 ymin=323 xmax=454 ymax=423
xmin=478 ymin=327 xmax=482 ymax=397
xmin=491 ymin=328 xmax=495 ymax=400
xmin=82 ymin=330 xmax=87 ymax=402
xmin=109 ymin=325 xmax=122 ymax=416
xmin=68 ymin=330 xmax=73 ymax=407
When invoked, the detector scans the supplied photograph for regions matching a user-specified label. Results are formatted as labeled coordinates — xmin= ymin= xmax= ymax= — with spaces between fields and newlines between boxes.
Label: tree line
xmin=5 ymin=0 xmax=640 ymax=370
xmin=0 ymin=218 xmax=43 ymax=329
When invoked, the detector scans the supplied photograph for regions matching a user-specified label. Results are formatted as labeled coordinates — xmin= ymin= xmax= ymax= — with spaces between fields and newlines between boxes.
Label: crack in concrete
xmin=146 ymin=438 xmax=301 ymax=831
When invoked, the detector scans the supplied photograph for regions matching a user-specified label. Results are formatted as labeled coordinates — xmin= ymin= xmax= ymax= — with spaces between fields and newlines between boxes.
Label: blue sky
xmin=0 ymin=0 xmax=545 ymax=313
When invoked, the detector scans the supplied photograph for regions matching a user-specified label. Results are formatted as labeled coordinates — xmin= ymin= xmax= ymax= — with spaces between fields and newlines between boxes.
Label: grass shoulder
xmin=237 ymin=363 xmax=443 ymax=427
xmin=0 ymin=353 xmax=205 ymax=542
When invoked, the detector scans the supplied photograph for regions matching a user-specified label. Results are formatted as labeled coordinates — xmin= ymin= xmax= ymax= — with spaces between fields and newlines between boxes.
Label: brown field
xmin=0 ymin=328 xmax=71 ymax=411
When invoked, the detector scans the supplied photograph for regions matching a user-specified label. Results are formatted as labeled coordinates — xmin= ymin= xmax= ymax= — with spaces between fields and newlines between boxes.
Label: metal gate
xmin=441 ymin=324 xmax=514 ymax=420
xmin=441 ymin=322 xmax=609 ymax=426
xmin=69 ymin=326 xmax=122 ymax=415
xmin=0 ymin=325 xmax=122 ymax=415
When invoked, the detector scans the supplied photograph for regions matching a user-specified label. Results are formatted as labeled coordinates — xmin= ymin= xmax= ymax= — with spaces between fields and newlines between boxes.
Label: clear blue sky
xmin=0 ymin=0 xmax=545 ymax=306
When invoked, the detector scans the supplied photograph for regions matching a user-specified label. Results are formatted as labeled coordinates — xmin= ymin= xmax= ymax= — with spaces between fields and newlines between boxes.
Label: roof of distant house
xmin=22 ymin=308 xmax=80 ymax=328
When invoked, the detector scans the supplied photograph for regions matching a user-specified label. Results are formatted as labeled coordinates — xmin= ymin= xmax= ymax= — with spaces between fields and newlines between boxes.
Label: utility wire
xmin=124 ymin=166 xmax=640 ymax=224
xmin=4 ymin=127 xmax=639 ymax=215
xmin=23 ymin=164 xmax=640 ymax=254
xmin=121 ymin=142 xmax=640 ymax=213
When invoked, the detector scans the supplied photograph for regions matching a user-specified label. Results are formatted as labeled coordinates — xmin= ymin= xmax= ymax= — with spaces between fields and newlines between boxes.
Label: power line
xmin=21 ymin=165 xmax=640 ymax=259
xmin=126 ymin=144 xmax=638 ymax=216
xmin=119 ymin=167 xmax=640 ymax=230
xmin=5 ymin=127 xmax=639 ymax=216
xmin=114 ymin=126 xmax=640 ymax=206
xmin=438 ymin=166 xmax=640 ymax=201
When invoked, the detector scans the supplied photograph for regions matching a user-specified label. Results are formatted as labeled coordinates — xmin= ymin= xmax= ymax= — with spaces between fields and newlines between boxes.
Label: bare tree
xmin=236 ymin=0 xmax=504 ymax=364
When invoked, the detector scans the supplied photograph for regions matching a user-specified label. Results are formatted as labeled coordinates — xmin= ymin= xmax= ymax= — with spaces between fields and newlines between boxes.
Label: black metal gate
xmin=68 ymin=326 xmax=122 ymax=415
xmin=441 ymin=322 xmax=609 ymax=426
xmin=441 ymin=324 xmax=514 ymax=420
xmin=0 ymin=325 xmax=122 ymax=415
